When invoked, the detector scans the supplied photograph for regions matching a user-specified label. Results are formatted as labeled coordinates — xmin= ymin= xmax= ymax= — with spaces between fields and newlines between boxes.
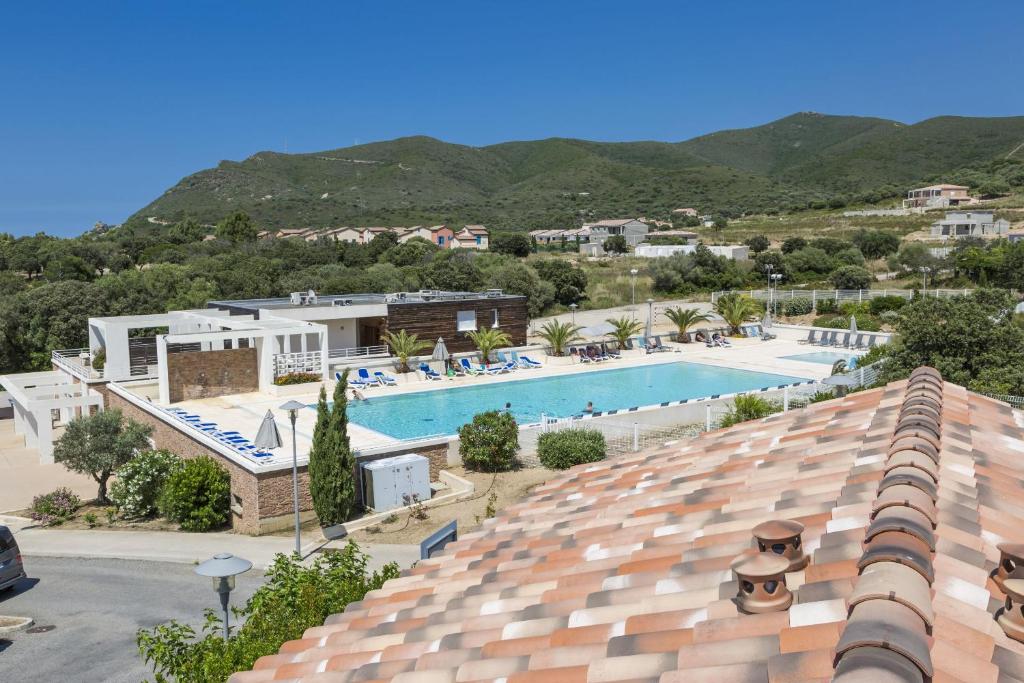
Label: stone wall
xmin=166 ymin=348 xmax=258 ymax=403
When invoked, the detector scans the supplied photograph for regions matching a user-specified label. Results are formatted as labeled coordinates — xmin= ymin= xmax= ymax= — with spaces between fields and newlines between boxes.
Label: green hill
xmin=127 ymin=113 xmax=1024 ymax=232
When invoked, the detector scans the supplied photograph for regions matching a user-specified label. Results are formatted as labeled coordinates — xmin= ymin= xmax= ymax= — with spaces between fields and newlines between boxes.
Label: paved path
xmin=0 ymin=421 xmax=96 ymax=513
xmin=0 ymin=556 xmax=265 ymax=683
xmin=2 ymin=516 xmax=421 ymax=572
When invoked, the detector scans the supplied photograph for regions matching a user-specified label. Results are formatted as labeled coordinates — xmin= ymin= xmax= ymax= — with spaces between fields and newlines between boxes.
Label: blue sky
xmin=2 ymin=1 xmax=1022 ymax=236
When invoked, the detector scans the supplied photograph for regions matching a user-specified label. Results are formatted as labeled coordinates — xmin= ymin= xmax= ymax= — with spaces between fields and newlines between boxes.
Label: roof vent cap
xmin=994 ymin=543 xmax=1024 ymax=590
xmin=998 ymin=578 xmax=1024 ymax=644
xmin=731 ymin=552 xmax=793 ymax=614
xmin=752 ymin=519 xmax=809 ymax=571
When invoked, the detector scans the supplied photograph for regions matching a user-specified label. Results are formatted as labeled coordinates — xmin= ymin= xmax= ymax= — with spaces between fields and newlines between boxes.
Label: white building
xmin=929 ymin=211 xmax=1010 ymax=240
xmin=634 ymin=244 xmax=749 ymax=260
xmin=583 ymin=219 xmax=649 ymax=246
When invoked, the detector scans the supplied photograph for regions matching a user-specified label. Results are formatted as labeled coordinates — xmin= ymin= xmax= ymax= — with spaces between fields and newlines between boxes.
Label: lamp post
xmin=194 ymin=553 xmax=252 ymax=641
xmin=918 ymin=266 xmax=932 ymax=290
xmin=770 ymin=273 xmax=783 ymax=316
xmin=630 ymin=268 xmax=639 ymax=307
xmin=764 ymin=264 xmax=774 ymax=314
xmin=569 ymin=303 xmax=577 ymax=325
xmin=646 ymin=298 xmax=655 ymax=338
xmin=279 ymin=399 xmax=307 ymax=556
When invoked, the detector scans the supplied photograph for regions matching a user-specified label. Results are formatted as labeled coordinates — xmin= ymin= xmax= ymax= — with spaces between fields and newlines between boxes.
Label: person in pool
xmin=504 ymin=402 xmax=512 ymax=413
xmin=583 ymin=401 xmax=594 ymax=414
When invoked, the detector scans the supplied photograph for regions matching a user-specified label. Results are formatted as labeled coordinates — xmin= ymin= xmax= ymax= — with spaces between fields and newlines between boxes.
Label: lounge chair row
xmin=798 ymin=330 xmax=879 ymax=349
xmin=418 ymin=351 xmax=544 ymax=381
xmin=165 ymin=407 xmax=273 ymax=461
xmin=335 ymin=368 xmax=398 ymax=388
xmin=570 ymin=343 xmax=621 ymax=363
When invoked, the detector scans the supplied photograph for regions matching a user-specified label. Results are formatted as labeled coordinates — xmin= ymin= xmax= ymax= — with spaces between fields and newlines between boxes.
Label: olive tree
xmin=53 ymin=409 xmax=153 ymax=502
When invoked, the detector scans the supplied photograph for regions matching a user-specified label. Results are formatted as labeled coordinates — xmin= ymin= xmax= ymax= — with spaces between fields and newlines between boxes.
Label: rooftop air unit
xmin=361 ymin=453 xmax=431 ymax=512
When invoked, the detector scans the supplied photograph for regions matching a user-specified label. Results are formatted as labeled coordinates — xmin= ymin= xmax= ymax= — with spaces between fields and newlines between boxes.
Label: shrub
xmin=829 ymin=265 xmax=874 ymax=290
xmin=781 ymin=298 xmax=813 ymax=317
xmin=84 ymin=512 xmax=98 ymax=528
xmin=868 ymin=295 xmax=907 ymax=315
xmin=137 ymin=543 xmax=400 ymax=683
xmin=273 ymin=372 xmax=321 ymax=386
xmin=110 ymin=449 xmax=183 ymax=519
xmin=814 ymin=297 xmax=838 ymax=314
xmin=537 ymin=429 xmax=607 ymax=469
xmin=719 ymin=394 xmax=781 ymax=428
xmin=159 ymin=456 xmax=231 ymax=532
xmin=31 ymin=487 xmax=82 ymax=526
xmin=458 ymin=411 xmax=519 ymax=472
xmin=812 ymin=314 xmax=882 ymax=331
xmin=308 ymin=375 xmax=357 ymax=526
xmin=92 ymin=347 xmax=106 ymax=370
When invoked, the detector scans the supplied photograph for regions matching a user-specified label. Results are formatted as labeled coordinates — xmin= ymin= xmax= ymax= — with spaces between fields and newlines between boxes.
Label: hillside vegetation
xmin=128 ymin=113 xmax=1024 ymax=232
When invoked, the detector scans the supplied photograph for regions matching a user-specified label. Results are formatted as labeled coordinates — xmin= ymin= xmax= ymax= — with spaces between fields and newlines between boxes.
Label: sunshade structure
xmin=253 ymin=410 xmax=283 ymax=450
xmin=431 ymin=337 xmax=450 ymax=362
xmin=762 ymin=310 xmax=773 ymax=329
xmin=850 ymin=315 xmax=858 ymax=335
xmin=578 ymin=322 xmax=615 ymax=338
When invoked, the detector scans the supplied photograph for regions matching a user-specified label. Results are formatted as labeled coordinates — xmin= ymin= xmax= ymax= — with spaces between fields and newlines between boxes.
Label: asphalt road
xmin=0 ymin=556 xmax=263 ymax=683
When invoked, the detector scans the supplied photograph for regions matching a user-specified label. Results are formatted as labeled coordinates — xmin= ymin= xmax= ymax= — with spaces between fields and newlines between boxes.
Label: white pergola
xmin=0 ymin=371 xmax=104 ymax=462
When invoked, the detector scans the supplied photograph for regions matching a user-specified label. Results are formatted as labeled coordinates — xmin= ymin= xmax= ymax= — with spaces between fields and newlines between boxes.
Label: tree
xmin=537 ymin=320 xmax=582 ymax=356
xmin=663 ymin=307 xmax=710 ymax=340
xmin=829 ymin=265 xmax=873 ymax=290
xmin=714 ymin=293 xmax=759 ymax=334
xmin=381 ymin=329 xmax=431 ymax=373
xmin=786 ymin=247 xmax=834 ymax=276
xmin=485 ymin=262 xmax=556 ymax=318
xmin=53 ymin=409 xmax=153 ymax=502
xmin=169 ymin=217 xmax=207 ymax=243
xmin=605 ymin=316 xmax=644 ymax=347
xmin=851 ymin=229 xmax=900 ymax=260
xmin=534 ymin=260 xmax=588 ymax=305
xmin=781 ymin=236 xmax=807 ymax=254
xmin=308 ymin=372 xmax=357 ymax=526
xmin=466 ymin=327 xmax=512 ymax=364
xmin=490 ymin=233 xmax=532 ymax=258
xmin=719 ymin=394 xmax=781 ymax=428
xmin=137 ymin=545 xmax=399 ymax=683
xmin=744 ymin=235 xmax=770 ymax=254
xmin=215 ymin=211 xmax=258 ymax=243
xmin=422 ymin=251 xmax=485 ymax=291
xmin=883 ymin=289 xmax=1024 ymax=395
xmin=602 ymin=235 xmax=628 ymax=254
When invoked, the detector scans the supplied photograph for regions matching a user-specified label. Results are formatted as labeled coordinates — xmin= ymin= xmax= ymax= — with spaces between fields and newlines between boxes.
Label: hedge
xmin=537 ymin=429 xmax=606 ymax=469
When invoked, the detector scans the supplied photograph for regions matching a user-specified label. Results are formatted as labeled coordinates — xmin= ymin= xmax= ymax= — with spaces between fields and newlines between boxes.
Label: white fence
xmin=328 ymin=345 xmax=389 ymax=361
xmin=711 ymin=288 xmax=973 ymax=305
xmin=273 ymin=351 xmax=322 ymax=378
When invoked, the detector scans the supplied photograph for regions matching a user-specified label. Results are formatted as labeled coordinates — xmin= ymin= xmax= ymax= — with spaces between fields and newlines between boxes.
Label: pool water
xmin=782 ymin=351 xmax=860 ymax=366
xmin=340 ymin=362 xmax=807 ymax=440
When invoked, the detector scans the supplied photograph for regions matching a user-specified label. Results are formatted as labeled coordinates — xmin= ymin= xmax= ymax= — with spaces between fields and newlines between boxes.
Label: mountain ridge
xmin=127 ymin=112 xmax=1024 ymax=232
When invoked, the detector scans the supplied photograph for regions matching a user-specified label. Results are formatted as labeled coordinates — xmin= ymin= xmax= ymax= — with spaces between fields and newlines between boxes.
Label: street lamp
xmin=646 ymin=298 xmax=655 ymax=337
xmin=769 ymin=273 xmax=783 ymax=315
xmin=195 ymin=552 xmax=252 ymax=641
xmin=569 ymin=303 xmax=577 ymax=325
xmin=630 ymin=268 xmax=639 ymax=306
xmin=918 ymin=266 xmax=932 ymax=290
xmin=279 ymin=399 xmax=307 ymax=556
xmin=764 ymin=264 xmax=774 ymax=313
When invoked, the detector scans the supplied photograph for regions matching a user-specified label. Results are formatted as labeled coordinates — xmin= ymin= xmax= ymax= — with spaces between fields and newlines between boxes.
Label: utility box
xmin=361 ymin=453 xmax=431 ymax=512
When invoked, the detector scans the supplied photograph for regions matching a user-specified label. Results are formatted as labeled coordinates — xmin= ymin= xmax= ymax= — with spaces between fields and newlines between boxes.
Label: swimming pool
xmin=341 ymin=362 xmax=807 ymax=440
xmin=782 ymin=351 xmax=860 ymax=366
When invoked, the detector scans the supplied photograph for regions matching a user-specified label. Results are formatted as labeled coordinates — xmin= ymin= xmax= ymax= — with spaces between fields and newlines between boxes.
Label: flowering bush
xmin=31 ymin=487 xmax=82 ymax=526
xmin=274 ymin=372 xmax=321 ymax=386
xmin=110 ymin=449 xmax=183 ymax=519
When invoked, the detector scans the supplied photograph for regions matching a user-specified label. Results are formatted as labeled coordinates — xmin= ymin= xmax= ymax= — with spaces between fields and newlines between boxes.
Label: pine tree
xmin=307 ymin=371 xmax=357 ymax=525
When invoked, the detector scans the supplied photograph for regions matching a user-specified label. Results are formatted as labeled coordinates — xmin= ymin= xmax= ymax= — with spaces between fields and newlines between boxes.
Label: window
xmin=456 ymin=310 xmax=477 ymax=332
xmin=491 ymin=309 xmax=499 ymax=328
xmin=475 ymin=235 xmax=482 ymax=244
xmin=438 ymin=235 xmax=445 ymax=246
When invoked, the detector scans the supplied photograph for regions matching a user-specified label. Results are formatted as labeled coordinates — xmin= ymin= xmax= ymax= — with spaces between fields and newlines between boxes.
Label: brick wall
xmin=166 ymin=348 xmax=258 ymax=403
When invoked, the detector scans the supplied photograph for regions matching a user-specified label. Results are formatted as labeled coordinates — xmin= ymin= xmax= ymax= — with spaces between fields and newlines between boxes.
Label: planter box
xmin=267 ymin=381 xmax=326 ymax=398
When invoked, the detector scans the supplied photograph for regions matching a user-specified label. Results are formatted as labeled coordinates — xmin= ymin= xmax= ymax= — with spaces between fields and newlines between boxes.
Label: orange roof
xmin=230 ymin=371 xmax=1024 ymax=683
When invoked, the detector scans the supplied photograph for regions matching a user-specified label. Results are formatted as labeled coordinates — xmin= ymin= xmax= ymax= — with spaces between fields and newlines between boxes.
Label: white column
xmin=157 ymin=335 xmax=170 ymax=404
xmin=37 ymin=408 xmax=55 ymax=463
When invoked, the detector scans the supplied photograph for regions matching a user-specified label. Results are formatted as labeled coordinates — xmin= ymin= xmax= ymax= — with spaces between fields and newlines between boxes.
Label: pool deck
xmin=123 ymin=335 xmax=837 ymax=466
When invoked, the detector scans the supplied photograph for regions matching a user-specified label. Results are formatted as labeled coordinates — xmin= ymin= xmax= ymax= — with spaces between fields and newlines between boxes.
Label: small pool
xmin=782 ymin=351 xmax=860 ymax=366
xmin=339 ymin=362 xmax=807 ymax=440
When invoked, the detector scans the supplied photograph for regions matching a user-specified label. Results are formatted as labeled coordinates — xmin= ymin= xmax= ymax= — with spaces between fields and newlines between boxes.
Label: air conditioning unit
xmin=361 ymin=454 xmax=431 ymax=512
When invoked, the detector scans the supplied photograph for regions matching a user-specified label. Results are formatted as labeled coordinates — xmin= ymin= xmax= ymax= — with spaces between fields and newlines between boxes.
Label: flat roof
xmin=208 ymin=290 xmax=524 ymax=313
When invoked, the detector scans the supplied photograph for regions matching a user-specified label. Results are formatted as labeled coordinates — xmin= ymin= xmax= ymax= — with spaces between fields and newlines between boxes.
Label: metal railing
xmin=327 ymin=345 xmax=390 ymax=360
xmin=273 ymin=351 xmax=322 ymax=378
xmin=711 ymin=288 xmax=973 ymax=305
xmin=51 ymin=348 xmax=156 ymax=381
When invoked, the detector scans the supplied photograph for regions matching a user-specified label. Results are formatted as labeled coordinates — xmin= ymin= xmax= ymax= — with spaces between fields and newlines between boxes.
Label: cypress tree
xmin=307 ymin=370 xmax=357 ymax=525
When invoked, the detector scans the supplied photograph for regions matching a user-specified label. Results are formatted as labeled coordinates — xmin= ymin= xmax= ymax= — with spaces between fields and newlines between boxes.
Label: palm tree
xmin=714 ymin=294 xmax=759 ymax=334
xmin=381 ymin=329 xmax=431 ymax=373
xmin=662 ymin=307 xmax=710 ymax=342
xmin=537 ymin=320 xmax=583 ymax=356
xmin=466 ymin=327 xmax=512 ymax=364
xmin=605 ymin=316 xmax=644 ymax=349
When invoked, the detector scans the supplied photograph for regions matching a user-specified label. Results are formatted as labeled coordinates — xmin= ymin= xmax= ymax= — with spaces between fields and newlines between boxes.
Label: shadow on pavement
xmin=0 ymin=577 xmax=40 ymax=601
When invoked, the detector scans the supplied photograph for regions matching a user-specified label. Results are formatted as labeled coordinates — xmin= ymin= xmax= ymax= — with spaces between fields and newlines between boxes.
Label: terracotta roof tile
xmin=228 ymin=374 xmax=1024 ymax=683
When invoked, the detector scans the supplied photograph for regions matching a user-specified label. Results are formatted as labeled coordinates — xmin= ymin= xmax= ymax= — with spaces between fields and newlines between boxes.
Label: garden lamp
xmin=822 ymin=374 xmax=856 ymax=398
xmin=630 ymin=268 xmax=639 ymax=306
xmin=279 ymin=399 xmax=308 ymax=556
xmin=194 ymin=552 xmax=252 ymax=641
xmin=569 ymin=303 xmax=577 ymax=324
